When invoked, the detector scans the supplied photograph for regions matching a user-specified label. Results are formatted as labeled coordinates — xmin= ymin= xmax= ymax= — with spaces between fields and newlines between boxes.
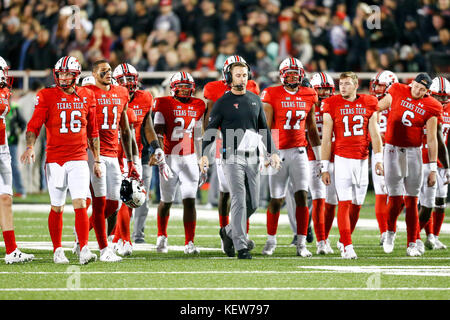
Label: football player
xmin=203 ymin=55 xmax=260 ymax=250
xmin=378 ymin=73 xmax=443 ymax=256
xmin=417 ymin=76 xmax=450 ymax=251
xmin=83 ymin=59 xmax=139 ymax=262
xmin=109 ymin=63 xmax=154 ymax=255
xmin=321 ymin=72 xmax=383 ymax=259
xmin=369 ymin=70 xmax=398 ymax=245
xmin=261 ymin=58 xmax=321 ymax=257
xmin=308 ymin=71 xmax=336 ymax=254
xmin=0 ymin=56 xmax=34 ymax=264
xmin=21 ymin=56 xmax=99 ymax=264
xmin=153 ymin=72 xmax=206 ymax=254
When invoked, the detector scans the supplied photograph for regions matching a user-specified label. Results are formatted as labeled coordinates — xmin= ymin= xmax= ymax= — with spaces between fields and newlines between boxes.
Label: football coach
xmin=199 ymin=61 xmax=281 ymax=259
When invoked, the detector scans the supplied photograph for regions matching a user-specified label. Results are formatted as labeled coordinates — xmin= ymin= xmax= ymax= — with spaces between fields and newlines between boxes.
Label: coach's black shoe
xmin=237 ymin=249 xmax=252 ymax=259
xmin=220 ymin=227 xmax=235 ymax=257
xmin=306 ymin=225 xmax=314 ymax=243
xmin=134 ymin=238 xmax=146 ymax=244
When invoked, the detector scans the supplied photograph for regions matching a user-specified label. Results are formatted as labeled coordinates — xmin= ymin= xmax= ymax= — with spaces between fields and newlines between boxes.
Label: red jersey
xmin=85 ymin=84 xmax=129 ymax=157
xmin=306 ymin=100 xmax=336 ymax=162
xmin=203 ymin=80 xmax=260 ymax=103
xmin=0 ymin=87 xmax=11 ymax=145
xmin=128 ymin=90 xmax=153 ymax=157
xmin=203 ymin=80 xmax=260 ymax=158
xmin=153 ymin=96 xmax=206 ymax=155
xmin=27 ymin=86 xmax=98 ymax=165
xmin=322 ymin=94 xmax=378 ymax=160
xmin=422 ymin=102 xmax=450 ymax=165
xmin=385 ymin=83 xmax=443 ymax=148
xmin=261 ymin=85 xmax=318 ymax=150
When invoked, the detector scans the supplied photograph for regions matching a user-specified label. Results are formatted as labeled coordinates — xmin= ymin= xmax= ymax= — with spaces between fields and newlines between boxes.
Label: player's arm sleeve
xmin=26 ymin=91 xmax=48 ymax=137
xmin=258 ymin=99 xmax=276 ymax=154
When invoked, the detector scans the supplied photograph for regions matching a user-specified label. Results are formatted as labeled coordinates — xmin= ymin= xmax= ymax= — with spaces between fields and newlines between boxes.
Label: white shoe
xmin=100 ymin=247 xmax=122 ymax=262
xmin=118 ymin=241 xmax=133 ymax=256
xmin=184 ymin=241 xmax=200 ymax=254
xmin=416 ymin=239 xmax=425 ymax=255
xmin=112 ymin=239 xmax=123 ymax=254
xmin=53 ymin=247 xmax=69 ymax=264
xmin=316 ymin=240 xmax=327 ymax=255
xmin=383 ymin=231 xmax=396 ymax=253
xmin=156 ymin=235 xmax=168 ymax=253
xmin=336 ymin=240 xmax=344 ymax=254
xmin=72 ymin=241 xmax=80 ymax=257
xmin=342 ymin=245 xmax=357 ymax=259
xmin=262 ymin=239 xmax=277 ymax=256
xmin=79 ymin=246 xmax=97 ymax=265
xmin=425 ymin=234 xmax=436 ymax=250
xmin=5 ymin=248 xmax=34 ymax=264
xmin=379 ymin=232 xmax=387 ymax=246
xmin=325 ymin=238 xmax=334 ymax=254
xmin=296 ymin=244 xmax=312 ymax=257
xmin=434 ymin=237 xmax=447 ymax=250
xmin=107 ymin=235 xmax=114 ymax=243
xmin=406 ymin=242 xmax=422 ymax=257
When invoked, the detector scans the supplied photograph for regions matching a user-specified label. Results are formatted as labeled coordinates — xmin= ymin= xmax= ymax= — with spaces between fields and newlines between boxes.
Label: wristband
xmin=373 ymin=152 xmax=383 ymax=164
xmin=133 ymin=155 xmax=139 ymax=164
xmin=312 ymin=146 xmax=321 ymax=161
xmin=321 ymin=160 xmax=329 ymax=173
xmin=95 ymin=161 xmax=101 ymax=164
xmin=26 ymin=146 xmax=33 ymax=150
xmin=429 ymin=162 xmax=437 ymax=172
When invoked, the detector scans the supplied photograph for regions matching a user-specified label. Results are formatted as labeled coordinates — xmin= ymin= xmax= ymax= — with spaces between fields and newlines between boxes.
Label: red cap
xmin=160 ymin=0 xmax=172 ymax=6
xmin=335 ymin=11 xmax=346 ymax=20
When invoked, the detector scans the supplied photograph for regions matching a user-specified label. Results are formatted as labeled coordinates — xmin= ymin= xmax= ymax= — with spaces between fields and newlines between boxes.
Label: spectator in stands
xmin=1 ymin=16 xmax=23 ymax=70
xmin=133 ymin=0 xmax=155 ymax=37
xmin=177 ymin=41 xmax=197 ymax=71
xmin=66 ymin=26 xmax=91 ymax=62
xmin=310 ymin=14 xmax=331 ymax=71
xmin=292 ymin=29 xmax=313 ymax=68
xmin=154 ymin=0 xmax=181 ymax=35
xmin=106 ymin=0 xmax=132 ymax=36
xmin=18 ymin=22 xmax=37 ymax=72
xmin=237 ymin=24 xmax=258 ymax=66
xmin=346 ymin=2 xmax=371 ymax=72
xmin=258 ymin=30 xmax=279 ymax=68
xmin=146 ymin=47 xmax=161 ymax=72
xmin=364 ymin=48 xmax=381 ymax=72
xmin=196 ymin=42 xmax=216 ymax=72
xmin=214 ymin=40 xmax=235 ymax=71
xmin=165 ymin=49 xmax=180 ymax=70
xmin=277 ymin=9 xmax=294 ymax=63
xmin=399 ymin=15 xmax=424 ymax=49
xmin=24 ymin=28 xmax=57 ymax=71
xmin=368 ymin=6 xmax=399 ymax=51
xmin=124 ymin=40 xmax=148 ymax=71
xmin=435 ymin=28 xmax=450 ymax=54
xmin=194 ymin=0 xmax=221 ymax=44
xmin=88 ymin=19 xmax=113 ymax=60
xmin=39 ymin=0 xmax=59 ymax=32
xmin=218 ymin=0 xmax=241 ymax=41
xmin=329 ymin=12 xmax=348 ymax=71
xmin=175 ymin=0 xmax=201 ymax=40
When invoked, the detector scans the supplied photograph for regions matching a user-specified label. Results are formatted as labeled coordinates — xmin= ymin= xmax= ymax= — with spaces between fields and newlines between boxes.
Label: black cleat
xmin=306 ymin=225 xmax=314 ymax=243
xmin=219 ymin=227 xmax=235 ymax=257
xmin=237 ymin=248 xmax=252 ymax=259
xmin=290 ymin=234 xmax=298 ymax=246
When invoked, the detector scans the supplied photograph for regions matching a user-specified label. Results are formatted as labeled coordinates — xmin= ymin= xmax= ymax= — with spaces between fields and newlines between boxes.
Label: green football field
xmin=0 ymin=192 xmax=449 ymax=300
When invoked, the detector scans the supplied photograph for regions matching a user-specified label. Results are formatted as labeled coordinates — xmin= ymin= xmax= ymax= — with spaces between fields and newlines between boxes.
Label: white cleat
xmin=118 ymin=241 xmax=133 ymax=256
xmin=383 ymin=231 xmax=396 ymax=253
xmin=262 ymin=239 xmax=277 ymax=256
xmin=434 ymin=237 xmax=447 ymax=250
xmin=156 ymin=235 xmax=168 ymax=253
xmin=53 ymin=247 xmax=69 ymax=264
xmin=72 ymin=242 xmax=80 ymax=257
xmin=5 ymin=248 xmax=34 ymax=264
xmin=424 ymin=234 xmax=436 ymax=250
xmin=100 ymin=247 xmax=122 ymax=262
xmin=184 ymin=241 xmax=200 ymax=254
xmin=379 ymin=232 xmax=387 ymax=246
xmin=316 ymin=240 xmax=327 ymax=255
xmin=336 ymin=240 xmax=344 ymax=254
xmin=79 ymin=246 xmax=97 ymax=265
xmin=325 ymin=238 xmax=334 ymax=254
xmin=112 ymin=239 xmax=123 ymax=254
xmin=406 ymin=242 xmax=422 ymax=257
xmin=296 ymin=244 xmax=312 ymax=258
xmin=342 ymin=245 xmax=357 ymax=259
xmin=416 ymin=239 xmax=425 ymax=255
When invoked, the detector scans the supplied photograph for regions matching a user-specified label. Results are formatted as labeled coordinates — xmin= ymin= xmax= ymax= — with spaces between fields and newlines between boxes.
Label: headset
xmin=224 ymin=61 xmax=252 ymax=85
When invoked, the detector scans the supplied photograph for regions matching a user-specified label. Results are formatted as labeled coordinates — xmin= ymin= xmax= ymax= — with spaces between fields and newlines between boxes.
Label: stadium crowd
xmin=0 ymin=0 xmax=449 ymax=90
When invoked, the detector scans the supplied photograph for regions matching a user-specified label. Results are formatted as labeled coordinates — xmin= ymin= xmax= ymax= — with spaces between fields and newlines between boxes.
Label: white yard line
xmin=12 ymin=204 xmax=450 ymax=233
xmin=0 ymin=287 xmax=448 ymax=292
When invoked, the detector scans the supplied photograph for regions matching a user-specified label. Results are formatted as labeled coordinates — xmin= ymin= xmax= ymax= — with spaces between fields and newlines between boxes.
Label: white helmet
xmin=430 ymin=76 xmax=450 ymax=104
xmin=279 ymin=57 xmax=305 ymax=89
xmin=369 ymin=70 xmax=398 ymax=98
xmin=120 ymin=177 xmax=146 ymax=209
xmin=169 ymin=71 xmax=195 ymax=98
xmin=222 ymin=55 xmax=251 ymax=84
xmin=0 ymin=56 xmax=12 ymax=88
xmin=113 ymin=63 xmax=139 ymax=92
xmin=81 ymin=76 xmax=96 ymax=86
xmin=310 ymin=72 xmax=335 ymax=99
xmin=53 ymin=56 xmax=82 ymax=88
